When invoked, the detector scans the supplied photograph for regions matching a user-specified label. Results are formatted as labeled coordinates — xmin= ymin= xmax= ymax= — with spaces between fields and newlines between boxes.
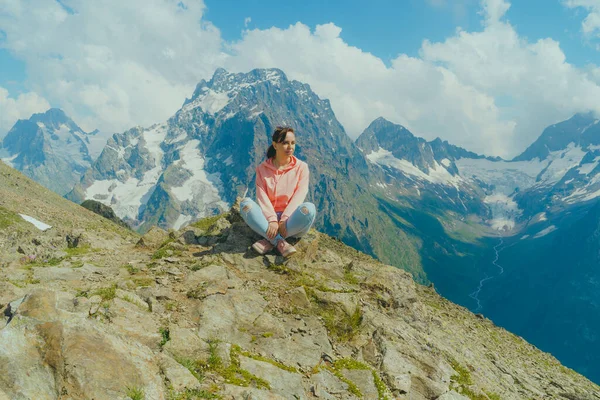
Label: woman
xmin=240 ymin=126 xmax=316 ymax=257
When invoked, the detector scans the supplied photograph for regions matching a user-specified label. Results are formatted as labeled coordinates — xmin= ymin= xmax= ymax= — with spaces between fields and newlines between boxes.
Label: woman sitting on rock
xmin=241 ymin=126 xmax=316 ymax=257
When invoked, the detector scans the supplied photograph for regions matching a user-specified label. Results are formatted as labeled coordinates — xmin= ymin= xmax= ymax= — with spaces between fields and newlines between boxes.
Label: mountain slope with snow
xmin=1 ymin=109 xmax=95 ymax=195
xmin=67 ymin=68 xmax=425 ymax=281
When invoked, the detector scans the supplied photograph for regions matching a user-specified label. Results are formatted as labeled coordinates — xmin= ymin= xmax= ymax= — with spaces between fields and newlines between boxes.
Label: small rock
xmin=283 ymin=286 xmax=311 ymax=309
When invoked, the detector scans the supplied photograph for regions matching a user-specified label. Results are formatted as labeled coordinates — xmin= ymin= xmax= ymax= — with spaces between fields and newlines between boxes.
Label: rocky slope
xmin=0 ymin=109 xmax=96 ymax=195
xmin=2 ymin=161 xmax=600 ymax=399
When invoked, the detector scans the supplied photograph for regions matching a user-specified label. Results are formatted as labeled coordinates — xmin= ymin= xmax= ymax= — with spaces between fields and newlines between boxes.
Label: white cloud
xmin=563 ymin=1 xmax=600 ymax=37
xmin=480 ymin=0 xmax=511 ymax=25
xmin=0 ymin=87 xmax=50 ymax=138
xmin=421 ymin=10 xmax=600 ymax=155
xmin=226 ymin=22 xmax=516 ymax=155
xmin=244 ymin=17 xmax=252 ymax=27
xmin=0 ymin=0 xmax=225 ymax=133
xmin=1 ymin=0 xmax=600 ymax=158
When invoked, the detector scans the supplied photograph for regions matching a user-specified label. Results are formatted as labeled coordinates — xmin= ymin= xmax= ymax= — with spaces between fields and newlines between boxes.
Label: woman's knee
xmin=298 ymin=202 xmax=316 ymax=219
xmin=240 ymin=198 xmax=255 ymax=214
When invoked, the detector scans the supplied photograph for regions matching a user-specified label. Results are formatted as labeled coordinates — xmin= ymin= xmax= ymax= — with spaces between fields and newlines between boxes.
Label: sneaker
xmin=252 ymin=239 xmax=274 ymax=255
xmin=276 ymin=239 xmax=297 ymax=257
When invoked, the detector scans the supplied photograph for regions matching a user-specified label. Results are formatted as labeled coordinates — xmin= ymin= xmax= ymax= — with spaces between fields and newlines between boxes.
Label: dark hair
xmin=266 ymin=126 xmax=295 ymax=159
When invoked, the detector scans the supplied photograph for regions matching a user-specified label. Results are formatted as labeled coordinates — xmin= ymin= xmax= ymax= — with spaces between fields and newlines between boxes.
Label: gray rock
xmin=221 ymin=384 xmax=287 ymax=400
xmin=283 ymin=286 xmax=311 ymax=309
xmin=341 ymin=369 xmax=378 ymax=399
xmin=437 ymin=391 xmax=470 ymax=400
xmin=196 ymin=289 xmax=267 ymax=346
xmin=310 ymin=370 xmax=351 ymax=395
xmin=158 ymin=353 xmax=201 ymax=392
xmin=239 ymin=356 xmax=307 ymax=399
xmin=164 ymin=326 xmax=211 ymax=362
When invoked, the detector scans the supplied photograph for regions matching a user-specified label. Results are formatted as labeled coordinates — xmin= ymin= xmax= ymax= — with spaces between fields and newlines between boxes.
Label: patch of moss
xmin=485 ymin=391 xmax=502 ymax=400
xmin=0 ymin=207 xmax=21 ymax=229
xmin=132 ymin=277 xmax=154 ymax=287
xmin=317 ymin=304 xmax=363 ymax=342
xmin=191 ymin=213 xmax=229 ymax=232
xmin=167 ymin=388 xmax=221 ymax=400
xmin=449 ymin=358 xmax=495 ymax=400
xmin=236 ymin=347 xmax=298 ymax=373
xmin=329 ymin=359 xmax=390 ymax=399
xmin=179 ymin=342 xmax=270 ymax=390
xmin=323 ymin=366 xmax=362 ymax=397
xmin=64 ymin=245 xmax=92 ymax=256
xmin=124 ymin=264 xmax=139 ymax=274
xmin=266 ymin=262 xmax=291 ymax=275
xmin=159 ymin=327 xmax=170 ymax=348
xmin=449 ymin=359 xmax=473 ymax=386
xmin=95 ymin=285 xmax=117 ymax=302
xmin=126 ymin=386 xmax=145 ymax=400
xmin=152 ymin=245 xmax=182 ymax=260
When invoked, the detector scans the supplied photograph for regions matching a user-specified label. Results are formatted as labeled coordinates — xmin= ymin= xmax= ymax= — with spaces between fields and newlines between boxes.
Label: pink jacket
xmin=255 ymin=156 xmax=309 ymax=223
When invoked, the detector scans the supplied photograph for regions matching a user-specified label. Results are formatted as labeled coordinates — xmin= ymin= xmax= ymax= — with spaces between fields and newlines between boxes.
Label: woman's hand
xmin=278 ymin=220 xmax=287 ymax=238
xmin=266 ymin=221 xmax=279 ymax=240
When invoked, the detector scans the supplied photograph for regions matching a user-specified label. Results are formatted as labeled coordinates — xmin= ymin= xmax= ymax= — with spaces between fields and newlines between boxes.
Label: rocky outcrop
xmin=1 ymin=193 xmax=599 ymax=399
xmin=81 ymin=199 xmax=131 ymax=230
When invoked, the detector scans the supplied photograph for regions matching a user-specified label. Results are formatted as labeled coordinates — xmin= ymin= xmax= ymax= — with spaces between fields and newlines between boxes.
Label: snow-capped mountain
xmin=66 ymin=68 xmax=427 ymax=280
xmin=356 ymin=114 xmax=600 ymax=234
xmin=1 ymin=109 xmax=95 ymax=195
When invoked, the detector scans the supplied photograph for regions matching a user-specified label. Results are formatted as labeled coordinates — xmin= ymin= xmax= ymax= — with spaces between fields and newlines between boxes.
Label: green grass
xmin=64 ymin=244 xmax=92 ymax=256
xmin=152 ymin=245 xmax=182 ymax=260
xmin=177 ymin=342 xmax=270 ymax=390
xmin=191 ymin=213 xmax=229 ymax=232
xmin=94 ymin=285 xmax=117 ymax=302
xmin=167 ymin=388 xmax=221 ymax=400
xmin=159 ymin=327 xmax=170 ymax=348
xmin=131 ymin=277 xmax=155 ymax=287
xmin=235 ymin=347 xmax=298 ymax=373
xmin=0 ymin=206 xmax=21 ymax=229
xmin=124 ymin=264 xmax=139 ymax=274
xmin=448 ymin=358 xmax=500 ymax=400
xmin=317 ymin=304 xmax=363 ymax=342
xmin=330 ymin=359 xmax=390 ymax=399
xmin=126 ymin=386 xmax=145 ymax=400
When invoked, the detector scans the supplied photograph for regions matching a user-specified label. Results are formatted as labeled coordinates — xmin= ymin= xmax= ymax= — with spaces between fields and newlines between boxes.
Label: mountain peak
xmin=183 ymin=68 xmax=291 ymax=112
xmin=514 ymin=112 xmax=600 ymax=161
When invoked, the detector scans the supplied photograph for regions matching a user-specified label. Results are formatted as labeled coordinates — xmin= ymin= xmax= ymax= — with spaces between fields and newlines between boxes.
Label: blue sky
xmin=207 ymin=0 xmax=596 ymax=66
xmin=1 ymin=0 xmax=600 ymax=157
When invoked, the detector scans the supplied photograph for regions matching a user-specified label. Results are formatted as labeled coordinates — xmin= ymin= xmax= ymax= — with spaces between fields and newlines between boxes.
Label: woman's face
xmin=273 ymin=132 xmax=296 ymax=158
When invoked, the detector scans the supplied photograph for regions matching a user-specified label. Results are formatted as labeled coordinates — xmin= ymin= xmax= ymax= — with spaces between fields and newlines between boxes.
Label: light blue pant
xmin=240 ymin=198 xmax=316 ymax=245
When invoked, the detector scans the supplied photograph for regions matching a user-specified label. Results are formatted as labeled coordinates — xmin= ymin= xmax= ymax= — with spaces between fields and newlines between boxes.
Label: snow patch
xmin=169 ymin=140 xmax=228 ymax=212
xmin=533 ymin=225 xmax=557 ymax=238
xmin=441 ymin=158 xmax=451 ymax=167
xmin=564 ymin=187 xmax=600 ymax=204
xmin=183 ymin=89 xmax=230 ymax=115
xmin=19 ymin=214 xmax=52 ymax=231
xmin=366 ymin=148 xmax=461 ymax=186
xmin=173 ymin=214 xmax=193 ymax=230
xmin=578 ymin=157 xmax=600 ymax=175
xmin=536 ymin=212 xmax=547 ymax=222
